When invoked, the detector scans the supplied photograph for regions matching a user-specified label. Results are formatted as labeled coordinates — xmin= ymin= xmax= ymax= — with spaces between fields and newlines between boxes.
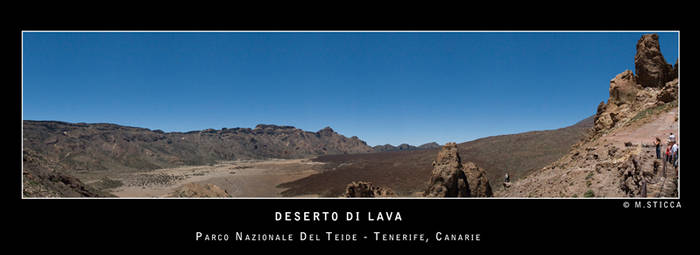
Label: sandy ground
xmin=98 ymin=159 xmax=324 ymax=197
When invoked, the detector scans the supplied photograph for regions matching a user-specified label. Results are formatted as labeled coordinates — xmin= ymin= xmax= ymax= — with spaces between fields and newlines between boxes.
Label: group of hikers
xmin=502 ymin=132 xmax=679 ymax=190
xmin=654 ymin=132 xmax=679 ymax=170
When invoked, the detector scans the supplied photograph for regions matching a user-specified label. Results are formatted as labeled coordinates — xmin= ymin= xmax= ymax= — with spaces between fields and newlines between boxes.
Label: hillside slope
xmin=23 ymin=121 xmax=373 ymax=173
xmin=497 ymin=105 xmax=678 ymax=198
xmin=497 ymin=33 xmax=679 ymax=198
xmin=278 ymin=116 xmax=593 ymax=197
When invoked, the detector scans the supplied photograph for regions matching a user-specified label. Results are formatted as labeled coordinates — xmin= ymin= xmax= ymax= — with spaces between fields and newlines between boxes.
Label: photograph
xmin=22 ymin=31 xmax=679 ymax=199
xmin=15 ymin=29 xmax=685 ymax=250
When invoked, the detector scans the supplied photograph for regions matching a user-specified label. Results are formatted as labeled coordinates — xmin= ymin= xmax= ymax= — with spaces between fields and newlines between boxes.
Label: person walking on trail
xmin=666 ymin=141 xmax=673 ymax=164
xmin=655 ymin=137 xmax=661 ymax=159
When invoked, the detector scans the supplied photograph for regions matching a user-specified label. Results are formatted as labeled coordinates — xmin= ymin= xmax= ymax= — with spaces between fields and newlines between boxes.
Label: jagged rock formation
xmin=462 ymin=162 xmax=493 ymax=197
xmin=23 ymin=149 xmax=113 ymax=197
xmin=593 ymin=34 xmax=678 ymax=135
xmin=499 ymin=33 xmax=678 ymax=198
xmin=372 ymin=142 xmax=441 ymax=152
xmin=170 ymin=183 xmax=231 ymax=197
xmin=23 ymin=121 xmax=374 ymax=173
xmin=424 ymin=143 xmax=492 ymax=197
xmin=343 ymin=181 xmax=397 ymax=197
xmin=635 ymin=34 xmax=677 ymax=88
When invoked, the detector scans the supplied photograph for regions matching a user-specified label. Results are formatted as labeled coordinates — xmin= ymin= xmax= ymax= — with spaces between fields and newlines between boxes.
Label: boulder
xmin=635 ymin=34 xmax=675 ymax=88
xmin=344 ymin=181 xmax=397 ymax=197
xmin=594 ymin=112 xmax=615 ymax=132
xmin=609 ymin=70 xmax=640 ymax=106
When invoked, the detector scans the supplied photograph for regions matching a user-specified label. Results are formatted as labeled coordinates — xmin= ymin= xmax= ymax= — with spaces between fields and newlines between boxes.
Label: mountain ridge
xmin=22 ymin=120 xmax=375 ymax=173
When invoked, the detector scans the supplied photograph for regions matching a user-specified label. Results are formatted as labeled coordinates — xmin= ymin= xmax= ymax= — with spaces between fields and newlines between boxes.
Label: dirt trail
xmin=107 ymin=159 xmax=323 ymax=197
xmin=497 ymin=106 xmax=679 ymax=198
xmin=605 ymin=107 xmax=679 ymax=147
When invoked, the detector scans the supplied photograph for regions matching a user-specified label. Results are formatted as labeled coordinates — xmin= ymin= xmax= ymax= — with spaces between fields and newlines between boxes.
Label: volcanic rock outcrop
xmin=635 ymin=33 xmax=677 ymax=88
xmin=593 ymin=34 xmax=678 ymax=135
xmin=424 ymin=143 xmax=492 ymax=197
xmin=462 ymin=162 xmax=493 ymax=197
xmin=499 ymin=33 xmax=678 ymax=198
xmin=343 ymin=181 xmax=397 ymax=197
xmin=657 ymin=78 xmax=679 ymax=104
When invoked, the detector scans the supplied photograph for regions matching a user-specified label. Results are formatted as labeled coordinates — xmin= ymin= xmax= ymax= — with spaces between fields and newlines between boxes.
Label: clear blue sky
xmin=22 ymin=32 xmax=679 ymax=146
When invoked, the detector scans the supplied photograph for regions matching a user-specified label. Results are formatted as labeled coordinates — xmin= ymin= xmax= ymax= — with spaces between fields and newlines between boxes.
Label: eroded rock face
xmin=635 ymin=33 xmax=675 ymax=88
xmin=424 ymin=143 xmax=492 ymax=197
xmin=343 ymin=181 xmax=396 ymax=197
xmin=462 ymin=162 xmax=493 ymax=197
xmin=592 ymin=34 xmax=678 ymax=135
xmin=609 ymin=70 xmax=640 ymax=106
xmin=657 ymin=78 xmax=679 ymax=103
xmin=424 ymin=143 xmax=469 ymax=197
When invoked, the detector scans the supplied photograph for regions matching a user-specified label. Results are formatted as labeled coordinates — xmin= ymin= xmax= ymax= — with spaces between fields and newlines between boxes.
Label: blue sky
xmin=22 ymin=32 xmax=679 ymax=146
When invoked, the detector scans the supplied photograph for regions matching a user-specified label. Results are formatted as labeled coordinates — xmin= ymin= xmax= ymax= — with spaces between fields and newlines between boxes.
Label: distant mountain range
xmin=372 ymin=142 xmax=441 ymax=152
xmin=22 ymin=121 xmax=375 ymax=172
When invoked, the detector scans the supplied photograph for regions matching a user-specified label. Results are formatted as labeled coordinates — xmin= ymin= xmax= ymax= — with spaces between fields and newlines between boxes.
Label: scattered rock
xmin=170 ymin=183 xmax=231 ymax=197
xmin=343 ymin=181 xmax=397 ymax=197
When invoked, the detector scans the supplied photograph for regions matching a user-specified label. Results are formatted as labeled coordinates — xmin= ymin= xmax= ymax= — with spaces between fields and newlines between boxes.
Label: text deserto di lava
xmin=194 ymin=211 xmax=480 ymax=243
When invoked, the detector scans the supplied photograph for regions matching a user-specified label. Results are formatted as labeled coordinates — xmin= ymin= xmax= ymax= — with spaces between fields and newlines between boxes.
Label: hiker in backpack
xmin=666 ymin=141 xmax=673 ymax=163
xmin=654 ymin=137 xmax=661 ymax=159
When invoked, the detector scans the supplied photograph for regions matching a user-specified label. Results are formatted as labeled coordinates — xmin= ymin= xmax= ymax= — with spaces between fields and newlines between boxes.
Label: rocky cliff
xmin=499 ymin=33 xmax=679 ymax=198
xmin=594 ymin=34 xmax=678 ymax=136
xmin=635 ymin=34 xmax=677 ymax=88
